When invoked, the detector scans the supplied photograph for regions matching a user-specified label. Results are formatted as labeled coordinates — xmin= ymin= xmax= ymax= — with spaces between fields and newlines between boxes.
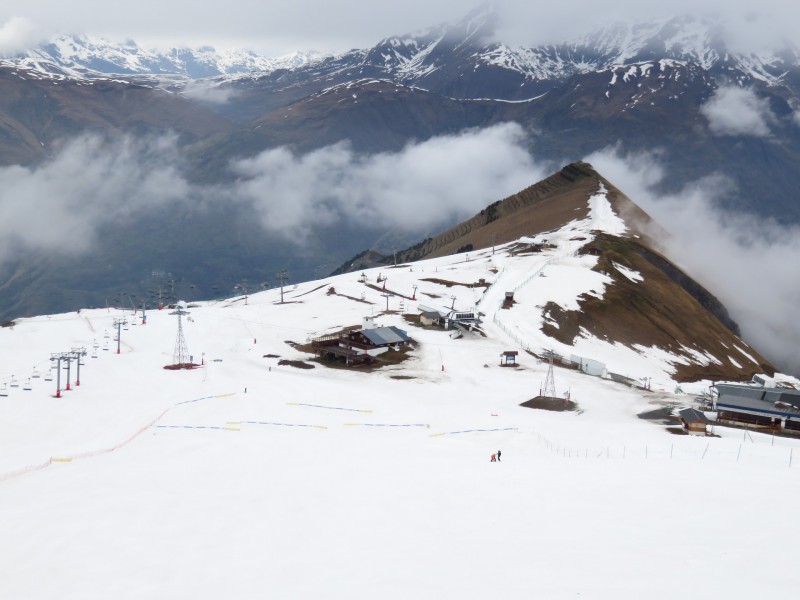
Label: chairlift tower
xmin=170 ymin=305 xmax=191 ymax=366
xmin=50 ymin=353 xmax=64 ymax=397
xmin=71 ymin=347 xmax=87 ymax=386
xmin=113 ymin=318 xmax=127 ymax=354
xmin=542 ymin=357 xmax=556 ymax=399
xmin=276 ymin=270 xmax=289 ymax=304
xmin=381 ymin=292 xmax=391 ymax=312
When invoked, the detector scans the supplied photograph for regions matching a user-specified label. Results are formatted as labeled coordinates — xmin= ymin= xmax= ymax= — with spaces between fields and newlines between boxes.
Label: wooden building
xmin=677 ymin=407 xmax=711 ymax=435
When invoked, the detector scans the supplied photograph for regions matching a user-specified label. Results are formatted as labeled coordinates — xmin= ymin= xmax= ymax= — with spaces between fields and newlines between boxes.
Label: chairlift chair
xmin=31 ymin=367 xmax=41 ymax=379
xmin=44 ymin=369 xmax=53 ymax=382
xmin=10 ymin=376 xmax=19 ymax=388
xmin=0 ymin=383 xmax=8 ymax=397
xmin=23 ymin=378 xmax=32 ymax=391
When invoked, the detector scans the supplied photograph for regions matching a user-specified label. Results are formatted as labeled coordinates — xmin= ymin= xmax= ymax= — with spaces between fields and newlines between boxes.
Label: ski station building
xmin=311 ymin=316 xmax=413 ymax=366
xmin=714 ymin=382 xmax=800 ymax=434
xmin=416 ymin=303 xmax=481 ymax=332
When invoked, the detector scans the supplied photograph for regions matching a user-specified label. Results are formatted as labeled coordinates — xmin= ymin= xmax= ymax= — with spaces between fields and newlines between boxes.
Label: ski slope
xmin=1 ymin=207 xmax=798 ymax=598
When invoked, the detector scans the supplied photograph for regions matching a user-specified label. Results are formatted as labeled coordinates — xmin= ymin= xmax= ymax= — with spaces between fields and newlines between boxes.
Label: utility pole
xmin=276 ymin=270 xmax=289 ymax=304
xmin=71 ymin=347 xmax=87 ymax=386
xmin=491 ymin=234 xmax=497 ymax=255
xmin=113 ymin=318 xmax=127 ymax=355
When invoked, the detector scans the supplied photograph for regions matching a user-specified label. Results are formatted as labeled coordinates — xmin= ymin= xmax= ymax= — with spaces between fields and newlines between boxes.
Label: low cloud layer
xmin=181 ymin=81 xmax=237 ymax=105
xmin=587 ymin=146 xmax=800 ymax=375
xmin=229 ymin=123 xmax=543 ymax=241
xmin=700 ymin=86 xmax=775 ymax=137
xmin=0 ymin=123 xmax=542 ymax=259
xmin=0 ymin=134 xmax=189 ymax=259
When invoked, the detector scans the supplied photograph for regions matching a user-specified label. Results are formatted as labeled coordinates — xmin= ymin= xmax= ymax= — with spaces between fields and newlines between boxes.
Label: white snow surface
xmin=1 ymin=194 xmax=798 ymax=598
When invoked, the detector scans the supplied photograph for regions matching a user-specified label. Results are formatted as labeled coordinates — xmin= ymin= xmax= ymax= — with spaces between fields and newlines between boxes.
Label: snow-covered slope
xmin=1 ymin=185 xmax=797 ymax=598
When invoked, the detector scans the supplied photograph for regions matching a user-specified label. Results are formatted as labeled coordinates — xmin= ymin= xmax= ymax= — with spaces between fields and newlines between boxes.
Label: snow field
xmin=2 ymin=213 xmax=799 ymax=597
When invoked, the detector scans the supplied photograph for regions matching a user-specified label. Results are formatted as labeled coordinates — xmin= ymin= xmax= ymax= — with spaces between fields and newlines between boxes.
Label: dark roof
xmin=678 ymin=407 xmax=710 ymax=424
xmin=716 ymin=383 xmax=800 ymax=419
xmin=361 ymin=326 xmax=413 ymax=346
xmin=420 ymin=311 xmax=440 ymax=319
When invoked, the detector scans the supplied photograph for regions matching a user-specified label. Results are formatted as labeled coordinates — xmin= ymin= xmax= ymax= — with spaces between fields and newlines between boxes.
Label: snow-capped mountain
xmin=286 ymin=5 xmax=800 ymax=101
xmin=1 ymin=34 xmax=325 ymax=80
xmin=5 ymin=6 xmax=799 ymax=94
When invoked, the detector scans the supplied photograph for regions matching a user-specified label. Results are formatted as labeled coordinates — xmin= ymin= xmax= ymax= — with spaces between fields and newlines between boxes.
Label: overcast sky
xmin=1 ymin=0 xmax=798 ymax=56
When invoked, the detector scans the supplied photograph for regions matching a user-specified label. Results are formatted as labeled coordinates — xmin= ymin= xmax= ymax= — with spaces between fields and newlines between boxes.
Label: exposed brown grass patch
xmin=278 ymin=359 xmax=315 ymax=369
xmin=419 ymin=278 xmax=490 ymax=288
xmin=541 ymin=234 xmax=773 ymax=382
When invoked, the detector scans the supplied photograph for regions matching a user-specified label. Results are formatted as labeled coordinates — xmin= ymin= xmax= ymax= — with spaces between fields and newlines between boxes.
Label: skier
xmin=490 ymin=453 xmax=497 ymax=462
xmin=497 ymin=450 xmax=502 ymax=462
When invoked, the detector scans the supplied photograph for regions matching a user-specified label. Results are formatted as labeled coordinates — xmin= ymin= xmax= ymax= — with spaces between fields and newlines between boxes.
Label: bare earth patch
xmin=520 ymin=396 xmax=579 ymax=412
xmin=278 ymin=359 xmax=315 ymax=369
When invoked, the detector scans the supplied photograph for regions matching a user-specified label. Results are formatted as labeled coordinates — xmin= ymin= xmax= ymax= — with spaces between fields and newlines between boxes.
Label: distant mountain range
xmin=2 ymin=34 xmax=324 ymax=80
xmin=1 ymin=4 xmax=799 ymax=326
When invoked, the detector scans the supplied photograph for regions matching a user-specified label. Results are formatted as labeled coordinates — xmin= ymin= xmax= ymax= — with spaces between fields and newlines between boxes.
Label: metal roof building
xmin=360 ymin=327 xmax=413 ymax=346
xmin=715 ymin=383 xmax=800 ymax=433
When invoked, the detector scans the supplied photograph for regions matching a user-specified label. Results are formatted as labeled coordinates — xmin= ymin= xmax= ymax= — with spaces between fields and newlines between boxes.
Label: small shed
xmin=420 ymin=310 xmax=441 ymax=326
xmin=502 ymin=292 xmax=514 ymax=309
xmin=500 ymin=350 xmax=519 ymax=367
xmin=678 ymin=407 xmax=711 ymax=436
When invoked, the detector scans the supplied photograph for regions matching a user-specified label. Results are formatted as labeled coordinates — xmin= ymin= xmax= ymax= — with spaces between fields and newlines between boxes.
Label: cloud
xmin=699 ymin=86 xmax=775 ymax=137
xmin=4 ymin=1 xmax=800 ymax=57
xmin=181 ymin=81 xmax=236 ymax=105
xmin=229 ymin=122 xmax=543 ymax=241
xmin=0 ymin=134 xmax=190 ymax=260
xmin=0 ymin=16 xmax=37 ymax=54
xmin=586 ymin=146 xmax=800 ymax=375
